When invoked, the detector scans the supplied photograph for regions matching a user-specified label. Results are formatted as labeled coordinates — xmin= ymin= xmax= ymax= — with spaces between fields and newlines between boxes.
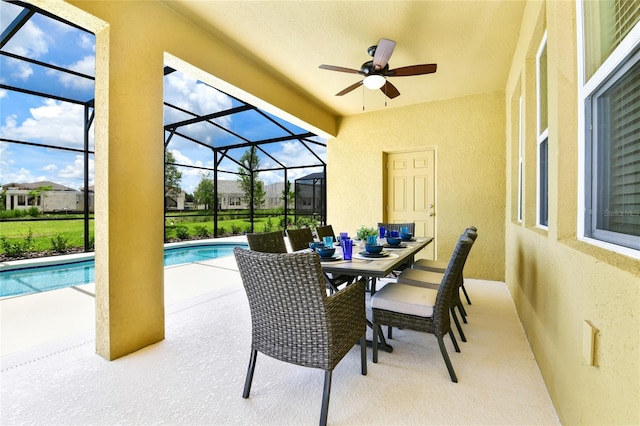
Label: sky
xmin=0 ymin=1 xmax=326 ymax=194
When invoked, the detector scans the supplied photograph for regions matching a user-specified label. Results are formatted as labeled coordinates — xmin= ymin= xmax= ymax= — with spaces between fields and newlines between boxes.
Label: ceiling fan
xmin=319 ymin=38 xmax=437 ymax=99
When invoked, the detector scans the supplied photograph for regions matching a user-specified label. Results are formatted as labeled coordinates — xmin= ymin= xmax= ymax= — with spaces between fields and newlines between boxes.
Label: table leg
xmin=365 ymin=319 xmax=393 ymax=353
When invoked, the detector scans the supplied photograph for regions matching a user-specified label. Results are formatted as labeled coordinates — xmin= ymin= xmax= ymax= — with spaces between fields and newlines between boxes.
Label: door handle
xmin=428 ymin=213 xmax=435 ymax=217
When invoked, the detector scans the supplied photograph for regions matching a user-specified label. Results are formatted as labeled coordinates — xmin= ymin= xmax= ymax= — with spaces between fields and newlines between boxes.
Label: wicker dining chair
xmin=412 ymin=226 xmax=478 ymax=305
xmin=286 ymin=227 xmax=315 ymax=252
xmin=377 ymin=222 xmax=417 ymax=274
xmin=234 ymin=248 xmax=367 ymax=426
xmin=315 ymin=224 xmax=336 ymax=242
xmin=314 ymin=224 xmax=357 ymax=292
xmin=377 ymin=222 xmax=415 ymax=235
xmin=371 ymin=234 xmax=473 ymax=383
xmin=397 ymin=228 xmax=478 ymax=342
xmin=246 ymin=230 xmax=287 ymax=253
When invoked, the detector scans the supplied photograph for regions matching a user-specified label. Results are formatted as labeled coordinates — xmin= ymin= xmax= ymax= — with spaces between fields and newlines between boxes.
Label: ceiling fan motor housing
xmin=361 ymin=60 xmax=389 ymax=75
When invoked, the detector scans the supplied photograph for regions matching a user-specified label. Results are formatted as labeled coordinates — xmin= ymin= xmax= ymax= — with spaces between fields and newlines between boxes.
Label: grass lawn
xmin=0 ymin=211 xmax=302 ymax=257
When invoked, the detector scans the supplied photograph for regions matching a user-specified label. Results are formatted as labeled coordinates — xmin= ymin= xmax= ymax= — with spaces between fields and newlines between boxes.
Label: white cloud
xmin=1 ymin=166 xmax=36 ymax=183
xmin=42 ymin=163 xmax=58 ymax=172
xmin=0 ymin=99 xmax=88 ymax=148
xmin=164 ymin=72 xmax=233 ymax=138
xmin=5 ymin=20 xmax=49 ymax=58
xmin=78 ymin=34 xmax=95 ymax=52
xmin=11 ymin=61 xmax=33 ymax=80
xmin=55 ymin=55 xmax=95 ymax=90
xmin=263 ymin=141 xmax=326 ymax=169
xmin=58 ymin=155 xmax=83 ymax=179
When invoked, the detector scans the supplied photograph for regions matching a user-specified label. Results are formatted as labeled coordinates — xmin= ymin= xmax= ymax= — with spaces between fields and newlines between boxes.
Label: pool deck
xmin=0 ymin=236 xmax=248 ymax=357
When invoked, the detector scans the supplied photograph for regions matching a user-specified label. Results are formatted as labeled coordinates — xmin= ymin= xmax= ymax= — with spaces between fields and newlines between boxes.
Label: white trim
xmin=576 ymin=0 xmax=586 ymax=241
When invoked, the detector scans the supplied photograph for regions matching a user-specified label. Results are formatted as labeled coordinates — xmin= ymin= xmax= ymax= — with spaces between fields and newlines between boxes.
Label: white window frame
xmin=577 ymin=0 xmax=640 ymax=259
xmin=518 ymin=95 xmax=523 ymax=223
xmin=536 ymin=32 xmax=549 ymax=229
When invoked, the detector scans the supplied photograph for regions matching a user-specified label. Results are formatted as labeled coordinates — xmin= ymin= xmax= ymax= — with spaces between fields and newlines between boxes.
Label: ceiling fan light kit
xmin=363 ymin=74 xmax=386 ymax=90
xmin=319 ymin=37 xmax=437 ymax=100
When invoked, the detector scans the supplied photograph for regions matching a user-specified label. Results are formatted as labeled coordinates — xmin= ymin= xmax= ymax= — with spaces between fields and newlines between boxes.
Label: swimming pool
xmin=0 ymin=241 xmax=247 ymax=298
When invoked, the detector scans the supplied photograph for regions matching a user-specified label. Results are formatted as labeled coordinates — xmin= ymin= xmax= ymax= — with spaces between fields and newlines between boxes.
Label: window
xmin=518 ymin=95 xmax=524 ymax=222
xmin=537 ymin=33 xmax=549 ymax=228
xmin=580 ymin=0 xmax=640 ymax=253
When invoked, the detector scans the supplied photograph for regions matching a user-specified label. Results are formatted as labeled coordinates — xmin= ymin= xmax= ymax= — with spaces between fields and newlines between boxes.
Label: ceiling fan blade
xmin=319 ymin=64 xmax=363 ymax=75
xmin=336 ymin=80 xmax=363 ymax=96
xmin=372 ymin=38 xmax=396 ymax=70
xmin=380 ymin=80 xmax=400 ymax=99
xmin=387 ymin=64 xmax=437 ymax=77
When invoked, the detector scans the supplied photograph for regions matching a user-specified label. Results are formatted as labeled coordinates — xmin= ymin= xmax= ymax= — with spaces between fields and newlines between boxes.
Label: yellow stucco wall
xmin=505 ymin=1 xmax=640 ymax=424
xmin=48 ymin=0 xmax=337 ymax=359
xmin=328 ymin=91 xmax=506 ymax=281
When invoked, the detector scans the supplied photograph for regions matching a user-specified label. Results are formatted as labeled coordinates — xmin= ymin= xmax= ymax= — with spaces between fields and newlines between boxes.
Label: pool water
xmin=0 ymin=243 xmax=245 ymax=298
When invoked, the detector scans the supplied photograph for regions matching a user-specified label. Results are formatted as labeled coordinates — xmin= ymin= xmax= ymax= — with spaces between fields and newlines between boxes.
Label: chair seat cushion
xmin=397 ymin=268 xmax=443 ymax=289
xmin=371 ymin=283 xmax=437 ymax=317
xmin=412 ymin=258 xmax=448 ymax=272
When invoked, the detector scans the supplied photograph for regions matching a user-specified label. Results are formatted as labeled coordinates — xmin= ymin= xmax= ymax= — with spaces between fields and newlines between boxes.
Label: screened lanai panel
xmin=172 ymin=120 xmax=245 ymax=148
xmin=0 ymin=91 xmax=95 ymax=151
xmin=0 ymin=55 xmax=94 ymax=103
xmin=0 ymin=4 xmax=95 ymax=103
xmin=209 ymin=108 xmax=295 ymax=145
xmin=262 ymin=110 xmax=310 ymax=135
xmin=163 ymin=70 xmax=238 ymax=115
xmin=2 ymin=144 xmax=92 ymax=191
xmin=268 ymin=136 xmax=327 ymax=168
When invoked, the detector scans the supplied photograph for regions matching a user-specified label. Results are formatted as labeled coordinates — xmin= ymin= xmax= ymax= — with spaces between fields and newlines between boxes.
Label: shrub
xmin=194 ymin=225 xmax=210 ymax=238
xmin=27 ymin=207 xmax=40 ymax=217
xmin=0 ymin=209 xmax=27 ymax=219
xmin=50 ymin=234 xmax=70 ymax=253
xmin=0 ymin=229 xmax=35 ymax=258
xmin=175 ymin=225 xmax=189 ymax=240
xmin=218 ymin=226 xmax=227 ymax=236
xmin=231 ymin=225 xmax=242 ymax=235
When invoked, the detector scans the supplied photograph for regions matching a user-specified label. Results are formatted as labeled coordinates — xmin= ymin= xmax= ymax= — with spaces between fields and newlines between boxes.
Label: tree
xmin=238 ymin=147 xmax=266 ymax=209
xmin=28 ymin=184 xmax=53 ymax=211
xmin=280 ymin=180 xmax=295 ymax=209
xmin=193 ymin=173 xmax=215 ymax=211
xmin=164 ymin=151 xmax=183 ymax=199
xmin=0 ymin=186 xmax=5 ymax=211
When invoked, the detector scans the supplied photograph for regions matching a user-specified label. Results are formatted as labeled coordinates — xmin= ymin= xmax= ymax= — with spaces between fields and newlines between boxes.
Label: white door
xmin=385 ymin=149 xmax=436 ymax=260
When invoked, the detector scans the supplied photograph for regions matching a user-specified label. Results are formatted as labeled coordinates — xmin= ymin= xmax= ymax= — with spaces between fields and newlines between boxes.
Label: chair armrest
xmin=325 ymin=280 xmax=366 ymax=347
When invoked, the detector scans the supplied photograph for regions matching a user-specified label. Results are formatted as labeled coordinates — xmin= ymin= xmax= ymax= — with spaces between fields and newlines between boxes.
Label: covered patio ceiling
xmin=0 ymin=0 xmax=327 ymax=192
xmin=162 ymin=0 xmax=527 ymax=117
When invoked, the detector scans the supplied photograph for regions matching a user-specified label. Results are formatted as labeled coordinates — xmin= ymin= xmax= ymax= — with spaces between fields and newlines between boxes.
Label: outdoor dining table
xmin=319 ymin=236 xmax=434 ymax=352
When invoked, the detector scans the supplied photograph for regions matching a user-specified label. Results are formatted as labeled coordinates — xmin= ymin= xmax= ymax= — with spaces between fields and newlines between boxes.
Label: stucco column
xmin=92 ymin=14 xmax=165 ymax=360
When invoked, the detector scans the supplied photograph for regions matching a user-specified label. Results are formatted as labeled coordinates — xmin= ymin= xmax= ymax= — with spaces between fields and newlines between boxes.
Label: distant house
xmin=216 ymin=180 xmax=246 ymax=210
xmin=215 ymin=180 xmax=284 ymax=210
xmin=265 ymin=182 xmax=285 ymax=209
xmin=165 ymin=190 xmax=186 ymax=210
xmin=2 ymin=181 xmax=94 ymax=213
